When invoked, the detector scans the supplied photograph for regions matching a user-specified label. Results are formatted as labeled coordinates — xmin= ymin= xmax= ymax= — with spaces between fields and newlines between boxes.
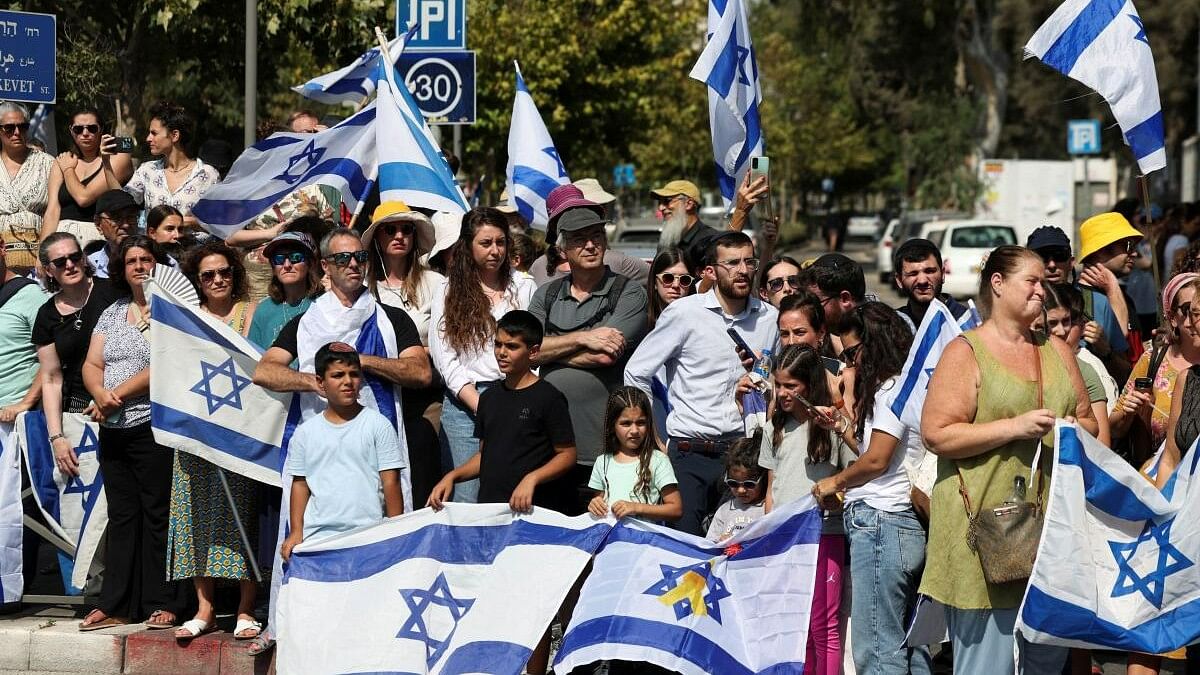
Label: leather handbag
xmin=956 ymin=344 xmax=1046 ymax=585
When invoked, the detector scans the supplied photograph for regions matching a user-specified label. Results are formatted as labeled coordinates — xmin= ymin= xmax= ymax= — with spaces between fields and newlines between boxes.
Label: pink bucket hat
xmin=545 ymin=184 xmax=603 ymax=226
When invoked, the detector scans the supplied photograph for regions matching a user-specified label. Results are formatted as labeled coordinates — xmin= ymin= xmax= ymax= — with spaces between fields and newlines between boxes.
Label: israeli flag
xmin=276 ymin=503 xmax=609 ymax=675
xmin=191 ymin=107 xmax=378 ymax=237
xmin=555 ymin=499 xmax=821 ymax=675
xmin=29 ymin=104 xmax=57 ymax=155
xmin=0 ymin=423 xmax=21 ymax=603
xmin=148 ymin=278 xmax=300 ymax=487
xmin=886 ymin=298 xmax=964 ymax=432
xmin=375 ymin=33 xmax=469 ymax=215
xmin=961 ymin=298 xmax=982 ymax=330
xmin=1017 ymin=422 xmax=1200 ymax=653
xmin=293 ymin=34 xmax=407 ymax=105
xmin=689 ymin=0 xmax=765 ymax=205
xmin=16 ymin=411 xmax=107 ymax=592
xmin=1025 ymin=0 xmax=1165 ymax=174
xmin=505 ymin=62 xmax=571 ymax=229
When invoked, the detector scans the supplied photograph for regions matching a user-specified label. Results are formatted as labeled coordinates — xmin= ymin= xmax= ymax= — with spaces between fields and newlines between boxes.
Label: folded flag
xmin=17 ymin=411 xmax=107 ymax=592
xmin=554 ymin=498 xmax=821 ymax=675
xmin=293 ymin=34 xmax=406 ymax=105
xmin=886 ymin=298 xmax=963 ymax=433
xmin=505 ymin=62 xmax=571 ymax=229
xmin=276 ymin=503 xmax=609 ymax=674
xmin=1016 ymin=422 xmax=1200 ymax=653
xmin=1025 ymin=0 xmax=1165 ymax=174
xmin=191 ymin=107 xmax=378 ymax=237
xmin=0 ymin=424 xmax=21 ymax=603
xmin=148 ymin=278 xmax=300 ymax=487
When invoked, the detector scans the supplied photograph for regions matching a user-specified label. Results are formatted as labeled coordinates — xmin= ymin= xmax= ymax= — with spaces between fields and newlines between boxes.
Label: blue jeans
xmin=946 ymin=607 xmax=1068 ymax=675
xmin=438 ymin=387 xmax=483 ymax=503
xmin=843 ymin=501 xmax=931 ymax=675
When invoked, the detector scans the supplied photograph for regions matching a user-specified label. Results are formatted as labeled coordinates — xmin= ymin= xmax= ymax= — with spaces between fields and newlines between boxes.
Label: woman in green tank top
xmin=921 ymin=246 xmax=1096 ymax=674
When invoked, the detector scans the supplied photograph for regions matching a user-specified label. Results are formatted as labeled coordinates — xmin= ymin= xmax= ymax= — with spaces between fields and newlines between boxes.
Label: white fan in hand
xmin=151 ymin=263 xmax=200 ymax=306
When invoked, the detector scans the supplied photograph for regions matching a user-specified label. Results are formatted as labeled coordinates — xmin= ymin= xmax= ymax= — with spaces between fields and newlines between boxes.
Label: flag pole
xmin=216 ymin=466 xmax=263 ymax=583
xmin=1139 ymin=174 xmax=1162 ymax=325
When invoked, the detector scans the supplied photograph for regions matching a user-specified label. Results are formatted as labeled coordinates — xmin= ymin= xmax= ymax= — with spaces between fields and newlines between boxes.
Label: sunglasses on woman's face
xmin=199 ymin=267 xmax=233 ymax=283
xmin=0 ymin=122 xmax=30 ymax=135
xmin=71 ymin=124 xmax=100 ymax=135
xmin=325 ymin=250 xmax=370 ymax=267
xmin=656 ymin=272 xmax=695 ymax=288
xmin=270 ymin=251 xmax=307 ymax=266
xmin=766 ymin=275 xmax=801 ymax=293
xmin=48 ymin=251 xmax=85 ymax=269
xmin=382 ymin=221 xmax=415 ymax=238
xmin=723 ymin=474 xmax=763 ymax=490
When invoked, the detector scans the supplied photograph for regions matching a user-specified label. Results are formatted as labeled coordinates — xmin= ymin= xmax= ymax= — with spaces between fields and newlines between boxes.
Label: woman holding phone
xmin=41 ymin=109 xmax=133 ymax=245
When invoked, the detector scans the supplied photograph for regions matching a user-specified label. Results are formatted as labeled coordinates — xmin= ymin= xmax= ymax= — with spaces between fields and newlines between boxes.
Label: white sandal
xmin=234 ymin=618 xmax=263 ymax=640
xmin=175 ymin=618 xmax=215 ymax=640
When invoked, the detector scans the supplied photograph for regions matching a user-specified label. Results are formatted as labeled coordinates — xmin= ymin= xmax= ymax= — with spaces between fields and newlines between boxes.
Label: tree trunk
xmin=956 ymin=0 xmax=1009 ymax=159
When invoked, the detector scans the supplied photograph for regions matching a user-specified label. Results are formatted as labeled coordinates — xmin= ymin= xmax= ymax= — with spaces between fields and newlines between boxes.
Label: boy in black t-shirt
xmin=428 ymin=310 xmax=577 ymax=513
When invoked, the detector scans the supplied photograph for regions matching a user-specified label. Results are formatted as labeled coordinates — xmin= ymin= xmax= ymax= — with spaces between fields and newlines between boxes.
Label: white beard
xmin=658 ymin=208 xmax=689 ymax=251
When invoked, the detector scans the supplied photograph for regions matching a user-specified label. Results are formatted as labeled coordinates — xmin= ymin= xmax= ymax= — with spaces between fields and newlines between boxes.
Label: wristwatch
xmin=48 ymin=433 xmax=66 ymax=443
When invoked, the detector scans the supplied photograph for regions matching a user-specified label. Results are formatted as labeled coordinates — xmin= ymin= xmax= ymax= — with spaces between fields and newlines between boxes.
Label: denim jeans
xmin=843 ymin=500 xmax=931 ymax=675
xmin=946 ymin=607 xmax=1068 ymax=674
xmin=439 ymin=387 xmax=484 ymax=503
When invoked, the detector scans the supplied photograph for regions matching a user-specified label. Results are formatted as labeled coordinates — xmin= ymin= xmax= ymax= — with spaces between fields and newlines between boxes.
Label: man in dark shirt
xmin=892 ymin=238 xmax=969 ymax=328
xmin=651 ymin=179 xmax=720 ymax=275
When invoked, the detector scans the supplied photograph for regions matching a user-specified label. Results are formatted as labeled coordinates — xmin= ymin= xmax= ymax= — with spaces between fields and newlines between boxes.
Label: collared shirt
xmin=625 ymin=288 xmax=778 ymax=439
xmin=678 ymin=219 xmax=721 ymax=273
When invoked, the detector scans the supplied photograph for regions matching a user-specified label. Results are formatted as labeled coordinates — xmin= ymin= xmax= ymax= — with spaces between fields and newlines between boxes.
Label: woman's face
xmin=655 ymin=261 xmax=691 ymax=305
xmin=0 ymin=109 xmax=28 ymax=154
xmin=71 ymin=113 xmax=100 ymax=153
xmin=1175 ymin=286 xmax=1200 ymax=347
xmin=146 ymin=118 xmax=175 ymax=157
xmin=271 ymin=245 xmax=310 ymax=287
xmin=149 ymin=214 xmax=183 ymax=245
xmin=124 ymin=247 xmax=156 ymax=288
xmin=197 ymin=253 xmax=234 ymax=303
xmin=45 ymin=239 xmax=86 ymax=288
xmin=779 ymin=309 xmax=823 ymax=349
xmin=996 ymin=258 xmax=1045 ymax=322
xmin=760 ymin=261 xmax=802 ymax=307
xmin=1034 ymin=307 xmax=1074 ymax=344
xmin=375 ymin=219 xmax=414 ymax=261
xmin=470 ymin=224 xmax=507 ymax=274
xmin=773 ymin=368 xmax=810 ymax=416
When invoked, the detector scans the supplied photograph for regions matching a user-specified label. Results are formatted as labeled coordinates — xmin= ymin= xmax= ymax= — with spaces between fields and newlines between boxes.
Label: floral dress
xmin=123 ymin=158 xmax=220 ymax=216
xmin=0 ymin=150 xmax=54 ymax=272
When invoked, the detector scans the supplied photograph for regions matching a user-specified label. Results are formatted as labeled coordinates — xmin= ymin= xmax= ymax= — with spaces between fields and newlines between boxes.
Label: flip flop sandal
xmin=145 ymin=610 xmax=176 ymax=629
xmin=233 ymin=618 xmax=263 ymax=641
xmin=245 ymin=635 xmax=275 ymax=656
xmin=79 ymin=615 xmax=130 ymax=632
xmin=175 ymin=618 xmax=217 ymax=641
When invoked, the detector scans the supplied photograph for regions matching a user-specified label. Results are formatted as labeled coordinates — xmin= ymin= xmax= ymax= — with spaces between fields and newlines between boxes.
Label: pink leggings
xmin=804 ymin=533 xmax=845 ymax=675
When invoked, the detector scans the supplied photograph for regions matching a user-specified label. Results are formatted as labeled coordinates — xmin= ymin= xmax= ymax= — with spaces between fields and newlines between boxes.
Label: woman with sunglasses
xmin=757 ymin=255 xmax=803 ymax=308
xmin=41 ymin=110 xmax=133 ymax=247
xmin=33 ymin=233 xmax=121 ymax=478
xmin=0 ymin=101 xmax=59 ymax=276
xmin=247 ymin=232 xmax=321 ymax=351
xmin=645 ymin=249 xmax=694 ymax=442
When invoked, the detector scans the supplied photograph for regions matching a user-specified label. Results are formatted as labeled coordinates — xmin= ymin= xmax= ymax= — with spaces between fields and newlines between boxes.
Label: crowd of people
xmin=2 ymin=94 xmax=1198 ymax=675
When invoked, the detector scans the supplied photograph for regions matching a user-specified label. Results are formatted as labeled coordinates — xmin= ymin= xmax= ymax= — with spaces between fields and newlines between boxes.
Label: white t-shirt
xmin=706 ymin=499 xmax=765 ymax=543
xmin=844 ymin=377 xmax=922 ymax=513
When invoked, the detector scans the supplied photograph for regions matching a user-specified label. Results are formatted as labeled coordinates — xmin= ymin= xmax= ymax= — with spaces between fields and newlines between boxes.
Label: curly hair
xmin=442 ymin=208 xmax=513 ymax=353
xmin=647 ymin=248 xmax=691 ymax=328
xmin=843 ymin=302 xmax=914 ymax=441
xmin=771 ymin=344 xmax=834 ymax=463
xmin=601 ymin=387 xmax=661 ymax=503
xmin=108 ymin=235 xmax=167 ymax=296
xmin=182 ymin=240 xmax=250 ymax=305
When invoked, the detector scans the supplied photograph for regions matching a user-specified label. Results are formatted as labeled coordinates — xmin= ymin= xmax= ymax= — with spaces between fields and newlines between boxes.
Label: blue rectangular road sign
xmin=1068 ymin=119 xmax=1101 ymax=155
xmin=0 ymin=10 xmax=56 ymax=104
xmin=396 ymin=0 xmax=466 ymax=50
xmin=398 ymin=51 xmax=475 ymax=124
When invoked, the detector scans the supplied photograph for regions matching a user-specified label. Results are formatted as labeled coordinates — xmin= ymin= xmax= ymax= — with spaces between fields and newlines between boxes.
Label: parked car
xmin=876 ymin=218 xmax=901 ymax=284
xmin=609 ymin=218 xmax=662 ymax=264
xmin=933 ymin=220 xmax=1017 ymax=298
xmin=847 ymin=214 xmax=882 ymax=240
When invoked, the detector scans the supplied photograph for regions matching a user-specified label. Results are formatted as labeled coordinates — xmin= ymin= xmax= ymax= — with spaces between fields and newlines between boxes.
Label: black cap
xmin=1026 ymin=225 xmax=1071 ymax=252
xmin=556 ymin=207 xmax=608 ymax=233
xmin=95 ymin=190 xmax=138 ymax=216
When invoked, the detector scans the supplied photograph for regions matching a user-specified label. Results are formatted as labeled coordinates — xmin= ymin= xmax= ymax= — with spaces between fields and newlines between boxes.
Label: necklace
xmin=58 ymin=281 xmax=93 ymax=331
xmin=165 ymin=159 xmax=194 ymax=174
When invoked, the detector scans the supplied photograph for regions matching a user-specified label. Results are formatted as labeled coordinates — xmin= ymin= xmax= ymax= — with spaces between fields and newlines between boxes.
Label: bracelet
xmin=48 ymin=433 xmax=65 ymax=443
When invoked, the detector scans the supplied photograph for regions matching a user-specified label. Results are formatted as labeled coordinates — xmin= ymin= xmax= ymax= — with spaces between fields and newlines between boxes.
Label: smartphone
xmin=726 ymin=328 xmax=754 ymax=357
xmin=1134 ymin=377 xmax=1153 ymax=391
xmin=749 ymin=156 xmax=774 ymax=223
xmin=821 ymin=356 xmax=843 ymax=375
xmin=113 ymin=137 xmax=135 ymax=153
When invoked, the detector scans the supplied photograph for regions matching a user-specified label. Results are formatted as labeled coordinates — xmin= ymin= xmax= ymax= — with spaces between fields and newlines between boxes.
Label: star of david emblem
xmin=396 ymin=573 xmax=475 ymax=667
xmin=274 ymin=139 xmax=325 ymax=184
xmin=62 ymin=425 xmax=101 ymax=508
xmin=735 ymin=45 xmax=752 ymax=86
xmin=1129 ymin=14 xmax=1149 ymax=45
xmin=1109 ymin=517 xmax=1193 ymax=609
xmin=542 ymin=146 xmax=568 ymax=178
xmin=643 ymin=560 xmax=732 ymax=624
xmin=190 ymin=357 xmax=253 ymax=415
xmin=923 ymin=367 xmax=936 ymax=388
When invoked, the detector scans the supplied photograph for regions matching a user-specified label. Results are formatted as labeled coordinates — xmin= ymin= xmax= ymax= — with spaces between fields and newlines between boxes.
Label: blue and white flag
xmin=276 ymin=503 xmax=609 ymax=675
xmin=555 ymin=499 xmax=821 ymax=675
xmin=886 ymin=298 xmax=964 ymax=432
xmin=689 ymin=0 xmax=765 ymax=205
xmin=17 ymin=411 xmax=107 ymax=592
xmin=29 ymin=104 xmax=56 ymax=155
xmin=375 ymin=32 xmax=469 ymax=215
xmin=191 ymin=107 xmax=378 ymax=237
xmin=1025 ymin=0 xmax=1165 ymax=174
xmin=505 ymin=62 xmax=571 ymax=229
xmin=0 ymin=423 xmax=21 ymax=603
xmin=1017 ymin=422 xmax=1200 ymax=653
xmin=293 ymin=34 xmax=407 ymax=105
xmin=148 ymin=278 xmax=300 ymax=487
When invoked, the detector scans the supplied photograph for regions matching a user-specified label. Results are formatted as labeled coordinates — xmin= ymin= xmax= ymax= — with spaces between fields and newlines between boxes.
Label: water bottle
xmin=753 ymin=348 xmax=773 ymax=380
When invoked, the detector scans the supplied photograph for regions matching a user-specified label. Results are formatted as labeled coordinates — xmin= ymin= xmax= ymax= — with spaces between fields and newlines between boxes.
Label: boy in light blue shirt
xmin=281 ymin=342 xmax=405 ymax=560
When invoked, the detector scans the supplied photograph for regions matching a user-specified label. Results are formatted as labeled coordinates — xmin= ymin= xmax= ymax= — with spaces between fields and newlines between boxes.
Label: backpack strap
xmin=543 ymin=272 xmax=630 ymax=334
xmin=0 ymin=276 xmax=36 ymax=311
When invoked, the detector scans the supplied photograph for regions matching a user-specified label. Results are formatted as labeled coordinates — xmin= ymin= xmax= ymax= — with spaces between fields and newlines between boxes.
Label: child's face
xmin=774 ymin=369 xmax=809 ymax=416
xmin=319 ymin=360 xmax=363 ymax=407
xmin=726 ymin=466 xmax=764 ymax=505
xmin=614 ymin=406 xmax=648 ymax=453
xmin=494 ymin=329 xmax=536 ymax=375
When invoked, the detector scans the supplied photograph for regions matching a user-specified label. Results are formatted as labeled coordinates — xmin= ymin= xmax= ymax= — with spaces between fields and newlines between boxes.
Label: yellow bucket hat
xmin=362 ymin=201 xmax=435 ymax=256
xmin=1078 ymin=212 xmax=1142 ymax=262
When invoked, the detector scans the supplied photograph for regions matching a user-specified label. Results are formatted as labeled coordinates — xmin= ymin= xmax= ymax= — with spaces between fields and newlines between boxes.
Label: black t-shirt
xmin=31 ymin=279 xmax=121 ymax=407
xmin=474 ymin=378 xmax=575 ymax=509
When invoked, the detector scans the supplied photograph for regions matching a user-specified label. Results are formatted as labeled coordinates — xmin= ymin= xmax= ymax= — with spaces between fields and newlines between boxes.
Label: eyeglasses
xmin=48 ymin=251 xmax=85 ymax=269
xmin=839 ymin=343 xmax=863 ymax=365
xmin=564 ymin=228 xmax=607 ymax=248
xmin=270 ymin=251 xmax=308 ymax=266
xmin=723 ymin=474 xmax=763 ymax=490
xmin=325 ymin=250 xmax=369 ymax=267
xmin=71 ymin=124 xmax=100 ymax=135
xmin=656 ymin=272 xmax=695 ymax=288
xmin=1108 ymin=240 xmax=1137 ymax=255
xmin=0 ymin=122 xmax=30 ymax=135
xmin=1037 ymin=247 xmax=1072 ymax=264
xmin=766 ymin=274 xmax=801 ymax=293
xmin=100 ymin=212 xmax=138 ymax=226
xmin=656 ymin=195 xmax=683 ymax=208
xmin=715 ymin=257 xmax=760 ymax=272
xmin=381 ymin=221 xmax=414 ymax=238
xmin=199 ymin=267 xmax=233 ymax=283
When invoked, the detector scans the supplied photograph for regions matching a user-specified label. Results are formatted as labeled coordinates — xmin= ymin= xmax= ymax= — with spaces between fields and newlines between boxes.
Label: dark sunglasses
xmin=325 ymin=250 xmax=369 ymax=267
xmin=0 ymin=122 xmax=30 ymax=135
xmin=1108 ymin=240 xmax=1137 ymax=255
xmin=48 ymin=251 xmax=85 ymax=269
xmin=381 ymin=221 xmax=415 ymax=238
xmin=199 ymin=267 xmax=233 ymax=283
xmin=766 ymin=274 xmax=801 ymax=293
xmin=1037 ymin=247 xmax=1072 ymax=264
xmin=71 ymin=124 xmax=100 ymax=135
xmin=656 ymin=272 xmax=695 ymax=288
xmin=840 ymin=343 xmax=863 ymax=365
xmin=270 ymin=251 xmax=308 ymax=266
xmin=723 ymin=474 xmax=763 ymax=490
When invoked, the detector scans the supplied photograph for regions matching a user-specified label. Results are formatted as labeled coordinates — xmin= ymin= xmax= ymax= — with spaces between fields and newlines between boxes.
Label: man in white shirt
xmin=86 ymin=190 xmax=139 ymax=278
xmin=625 ymin=231 xmax=778 ymax=535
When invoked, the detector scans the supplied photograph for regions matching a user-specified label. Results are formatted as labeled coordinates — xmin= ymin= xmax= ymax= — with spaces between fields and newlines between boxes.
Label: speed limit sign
xmin=398 ymin=51 xmax=476 ymax=125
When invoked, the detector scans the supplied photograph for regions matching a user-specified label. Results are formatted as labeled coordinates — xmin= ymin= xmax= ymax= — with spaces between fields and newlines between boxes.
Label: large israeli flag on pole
xmin=276 ymin=503 xmax=609 ymax=674
xmin=17 ymin=411 xmax=107 ymax=592
xmin=1017 ymin=422 xmax=1200 ymax=653
xmin=555 ymin=499 xmax=821 ymax=675
xmin=0 ymin=423 xmax=21 ymax=603
xmin=191 ymin=107 xmax=378 ymax=237
xmin=885 ymin=298 xmax=964 ymax=432
xmin=689 ymin=0 xmax=765 ymax=206
xmin=1025 ymin=0 xmax=1165 ymax=174
xmin=293 ymin=35 xmax=406 ymax=105
xmin=505 ymin=62 xmax=571 ymax=230
xmin=148 ymin=278 xmax=300 ymax=487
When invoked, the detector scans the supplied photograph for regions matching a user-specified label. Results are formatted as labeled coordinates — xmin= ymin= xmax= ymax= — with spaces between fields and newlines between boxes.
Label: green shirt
xmin=1077 ymin=357 xmax=1106 ymax=404
xmin=587 ymin=450 xmax=677 ymax=507
xmin=0 ymin=283 xmax=47 ymax=405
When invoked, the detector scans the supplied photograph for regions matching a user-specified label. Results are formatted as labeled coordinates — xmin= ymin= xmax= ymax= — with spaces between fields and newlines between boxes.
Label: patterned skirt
xmin=167 ymin=450 xmax=259 ymax=581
